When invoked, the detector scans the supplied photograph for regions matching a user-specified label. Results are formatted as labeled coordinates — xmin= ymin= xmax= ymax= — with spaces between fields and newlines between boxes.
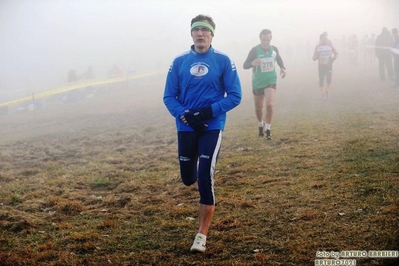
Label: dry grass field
xmin=0 ymin=59 xmax=398 ymax=266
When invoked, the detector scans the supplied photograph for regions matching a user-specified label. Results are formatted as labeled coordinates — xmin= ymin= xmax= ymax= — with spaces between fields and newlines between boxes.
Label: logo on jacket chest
xmin=190 ymin=62 xmax=209 ymax=77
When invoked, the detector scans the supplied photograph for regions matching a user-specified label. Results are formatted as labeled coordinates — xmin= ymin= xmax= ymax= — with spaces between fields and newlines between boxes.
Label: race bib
xmin=260 ymin=57 xmax=274 ymax=72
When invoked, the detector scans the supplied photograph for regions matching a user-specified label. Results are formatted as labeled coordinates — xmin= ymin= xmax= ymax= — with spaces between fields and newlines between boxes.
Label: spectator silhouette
xmin=375 ymin=27 xmax=393 ymax=81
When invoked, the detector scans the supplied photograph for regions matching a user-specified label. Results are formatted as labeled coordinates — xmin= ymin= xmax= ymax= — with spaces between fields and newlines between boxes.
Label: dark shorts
xmin=252 ymin=84 xmax=277 ymax=96
xmin=318 ymin=64 xmax=333 ymax=87
xmin=177 ymin=130 xmax=222 ymax=205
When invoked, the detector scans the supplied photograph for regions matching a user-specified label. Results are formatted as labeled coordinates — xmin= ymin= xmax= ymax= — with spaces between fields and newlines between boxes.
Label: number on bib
xmin=260 ymin=58 xmax=274 ymax=72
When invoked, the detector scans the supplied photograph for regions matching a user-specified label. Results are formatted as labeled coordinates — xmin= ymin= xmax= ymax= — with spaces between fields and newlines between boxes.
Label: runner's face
xmin=260 ymin=33 xmax=272 ymax=48
xmin=321 ymin=35 xmax=327 ymax=44
xmin=191 ymin=22 xmax=213 ymax=52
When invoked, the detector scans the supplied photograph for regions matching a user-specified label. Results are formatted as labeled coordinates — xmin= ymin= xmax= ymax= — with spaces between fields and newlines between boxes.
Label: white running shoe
xmin=190 ymin=234 xmax=206 ymax=253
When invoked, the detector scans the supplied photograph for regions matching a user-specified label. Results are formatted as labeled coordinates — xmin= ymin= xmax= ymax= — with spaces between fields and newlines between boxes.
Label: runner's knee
xmin=181 ymin=175 xmax=197 ymax=186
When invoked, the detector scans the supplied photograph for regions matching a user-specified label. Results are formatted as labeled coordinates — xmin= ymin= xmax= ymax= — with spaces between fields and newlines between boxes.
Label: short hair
xmin=393 ymin=28 xmax=399 ymax=35
xmin=191 ymin=14 xmax=216 ymax=31
xmin=259 ymin=29 xmax=272 ymax=38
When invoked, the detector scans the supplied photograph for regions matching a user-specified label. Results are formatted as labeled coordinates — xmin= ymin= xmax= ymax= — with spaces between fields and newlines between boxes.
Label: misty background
xmin=1 ymin=0 xmax=398 ymax=101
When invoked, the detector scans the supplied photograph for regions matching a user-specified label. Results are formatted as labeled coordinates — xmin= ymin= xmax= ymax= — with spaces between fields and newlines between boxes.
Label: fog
xmin=0 ymin=0 xmax=398 ymax=96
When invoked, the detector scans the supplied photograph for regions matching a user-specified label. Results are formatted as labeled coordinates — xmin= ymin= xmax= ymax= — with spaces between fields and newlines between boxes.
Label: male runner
xmin=163 ymin=14 xmax=242 ymax=253
xmin=243 ymin=29 xmax=286 ymax=139
xmin=313 ymin=33 xmax=338 ymax=99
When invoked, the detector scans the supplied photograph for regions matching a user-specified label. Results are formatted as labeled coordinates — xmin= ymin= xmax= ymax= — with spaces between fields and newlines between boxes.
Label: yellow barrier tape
xmin=0 ymin=70 xmax=162 ymax=109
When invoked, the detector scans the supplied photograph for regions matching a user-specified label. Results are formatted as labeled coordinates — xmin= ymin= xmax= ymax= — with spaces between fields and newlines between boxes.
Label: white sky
xmin=0 ymin=0 xmax=397 ymax=92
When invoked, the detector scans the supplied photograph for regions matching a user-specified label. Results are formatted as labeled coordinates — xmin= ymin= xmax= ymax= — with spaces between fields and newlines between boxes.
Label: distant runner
xmin=313 ymin=33 xmax=338 ymax=99
xmin=243 ymin=29 xmax=286 ymax=140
